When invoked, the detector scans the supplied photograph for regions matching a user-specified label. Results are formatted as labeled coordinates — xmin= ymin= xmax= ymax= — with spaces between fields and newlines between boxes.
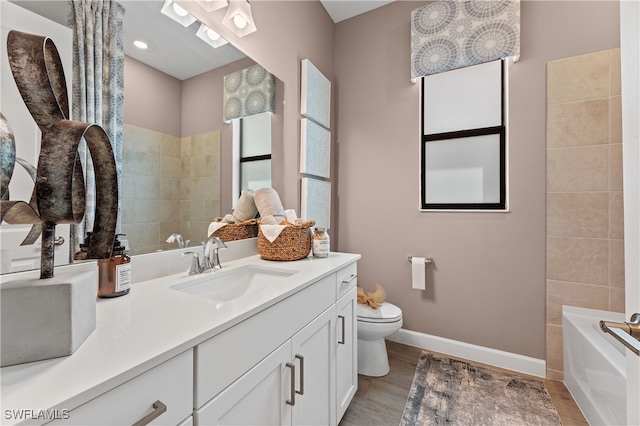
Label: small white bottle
xmin=312 ymin=227 xmax=330 ymax=258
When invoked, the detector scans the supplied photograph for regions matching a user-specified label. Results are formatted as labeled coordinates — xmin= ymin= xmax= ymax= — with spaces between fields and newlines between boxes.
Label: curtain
xmin=68 ymin=0 xmax=124 ymax=251
xmin=411 ymin=0 xmax=520 ymax=78
xmin=223 ymin=64 xmax=276 ymax=122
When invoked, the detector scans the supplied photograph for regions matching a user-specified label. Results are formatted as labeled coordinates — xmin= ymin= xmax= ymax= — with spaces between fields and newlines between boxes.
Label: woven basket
xmin=210 ymin=218 xmax=258 ymax=242
xmin=257 ymin=220 xmax=315 ymax=261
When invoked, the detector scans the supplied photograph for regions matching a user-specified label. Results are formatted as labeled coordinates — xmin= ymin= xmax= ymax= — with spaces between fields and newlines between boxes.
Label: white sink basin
xmin=170 ymin=265 xmax=297 ymax=302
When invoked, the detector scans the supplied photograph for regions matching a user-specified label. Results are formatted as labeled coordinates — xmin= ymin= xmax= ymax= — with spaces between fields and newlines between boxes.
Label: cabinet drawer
xmin=48 ymin=350 xmax=193 ymax=425
xmin=336 ymin=262 xmax=357 ymax=299
xmin=195 ymin=273 xmax=336 ymax=408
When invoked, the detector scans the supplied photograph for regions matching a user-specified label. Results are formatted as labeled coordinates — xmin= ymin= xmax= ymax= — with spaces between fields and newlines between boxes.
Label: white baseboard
xmin=388 ymin=328 xmax=546 ymax=378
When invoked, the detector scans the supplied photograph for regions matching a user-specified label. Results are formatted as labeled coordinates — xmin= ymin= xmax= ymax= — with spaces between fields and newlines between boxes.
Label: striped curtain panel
xmin=68 ymin=0 xmax=124 ymax=250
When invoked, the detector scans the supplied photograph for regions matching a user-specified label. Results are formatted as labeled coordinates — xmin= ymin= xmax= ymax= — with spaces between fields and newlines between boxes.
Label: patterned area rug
xmin=400 ymin=352 xmax=562 ymax=426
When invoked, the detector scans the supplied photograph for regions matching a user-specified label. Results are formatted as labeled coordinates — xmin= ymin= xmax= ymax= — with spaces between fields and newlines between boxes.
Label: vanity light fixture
xmin=160 ymin=0 xmax=197 ymax=27
xmin=195 ymin=0 xmax=228 ymax=12
xmin=196 ymin=23 xmax=229 ymax=48
xmin=133 ymin=40 xmax=148 ymax=49
xmin=222 ymin=0 xmax=257 ymax=37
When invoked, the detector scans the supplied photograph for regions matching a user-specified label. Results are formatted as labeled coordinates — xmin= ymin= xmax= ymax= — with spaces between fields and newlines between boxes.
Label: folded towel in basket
xmin=208 ymin=221 xmax=228 ymax=237
xmin=255 ymin=188 xmax=285 ymax=222
xmin=232 ymin=189 xmax=258 ymax=222
xmin=260 ymin=224 xmax=287 ymax=243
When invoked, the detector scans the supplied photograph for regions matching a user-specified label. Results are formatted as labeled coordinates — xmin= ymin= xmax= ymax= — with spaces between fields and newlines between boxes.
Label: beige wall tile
xmin=609 ymin=239 xmax=625 ymax=288
xmin=610 ymin=96 xmax=622 ymax=144
xmin=191 ymin=199 xmax=205 ymax=222
xmin=135 ymin=128 xmax=161 ymax=154
xmin=134 ymin=222 xmax=160 ymax=248
xmin=609 ymin=191 xmax=624 ymax=239
xmin=547 ymin=146 xmax=608 ymax=192
xmin=180 ymin=200 xmax=191 ymax=221
xmin=181 ymin=137 xmax=192 ymax=158
xmin=547 ymin=280 xmax=609 ymax=325
xmin=610 ymin=48 xmax=621 ymax=96
xmin=135 ymin=176 xmax=159 ymax=200
xmin=159 ymin=199 xmax=180 ymax=223
xmin=160 ymin=134 xmax=181 ymax=158
xmin=205 ymin=154 xmax=220 ymax=177
xmin=193 ymin=156 xmax=208 ymax=178
xmin=135 ymin=151 xmax=160 ymax=177
xmin=160 ymin=177 xmax=180 ymax=200
xmin=205 ymin=199 xmax=221 ymax=220
xmin=547 ymin=237 xmax=609 ymax=285
xmin=179 ymin=221 xmax=192 ymax=244
xmin=121 ymin=202 xmax=134 ymax=225
xmin=609 ymin=288 xmax=625 ymax=313
xmin=547 ymin=192 xmax=608 ymax=238
xmin=547 ymin=51 xmax=609 ymax=104
xmin=546 ymin=324 xmax=564 ymax=372
xmin=135 ymin=198 xmax=158 ymax=224
xmin=181 ymin=157 xmax=192 ymax=179
xmin=609 ymin=143 xmax=623 ymax=191
xmin=547 ymin=99 xmax=609 ymax=148
xmin=160 ymin=155 xmax=181 ymax=179
xmin=121 ymin=174 xmax=137 ymax=199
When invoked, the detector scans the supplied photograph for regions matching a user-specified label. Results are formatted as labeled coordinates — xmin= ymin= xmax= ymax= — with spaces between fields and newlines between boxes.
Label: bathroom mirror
xmin=1 ymin=0 xmax=283 ymax=272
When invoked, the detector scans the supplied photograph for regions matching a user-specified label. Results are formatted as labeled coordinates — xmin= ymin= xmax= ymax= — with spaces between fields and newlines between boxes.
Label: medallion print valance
xmin=223 ymin=64 xmax=275 ymax=122
xmin=411 ymin=0 xmax=520 ymax=78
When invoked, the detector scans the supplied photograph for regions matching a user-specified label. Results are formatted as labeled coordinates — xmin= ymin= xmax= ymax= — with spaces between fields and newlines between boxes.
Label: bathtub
xmin=563 ymin=305 xmax=627 ymax=426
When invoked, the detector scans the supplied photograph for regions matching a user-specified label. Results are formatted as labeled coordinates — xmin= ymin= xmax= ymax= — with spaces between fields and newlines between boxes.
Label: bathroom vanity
xmin=0 ymin=252 xmax=360 ymax=425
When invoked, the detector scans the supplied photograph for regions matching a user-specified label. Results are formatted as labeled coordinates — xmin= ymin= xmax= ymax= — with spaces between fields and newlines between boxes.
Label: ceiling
xmin=320 ymin=0 xmax=395 ymax=23
xmin=10 ymin=0 xmax=393 ymax=80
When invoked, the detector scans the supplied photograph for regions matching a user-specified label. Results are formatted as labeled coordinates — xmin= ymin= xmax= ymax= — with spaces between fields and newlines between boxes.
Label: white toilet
xmin=357 ymin=302 xmax=403 ymax=377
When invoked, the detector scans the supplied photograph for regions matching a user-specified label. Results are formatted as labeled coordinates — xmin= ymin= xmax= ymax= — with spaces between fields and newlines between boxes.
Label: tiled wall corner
xmin=545 ymin=48 xmax=624 ymax=379
xmin=122 ymin=125 xmax=221 ymax=254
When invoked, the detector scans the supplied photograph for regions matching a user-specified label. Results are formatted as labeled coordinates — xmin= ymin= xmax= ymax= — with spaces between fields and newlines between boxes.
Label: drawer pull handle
xmin=341 ymin=274 xmax=357 ymax=285
xmin=295 ymin=354 xmax=305 ymax=396
xmin=132 ymin=400 xmax=167 ymax=426
xmin=338 ymin=315 xmax=346 ymax=345
xmin=286 ymin=362 xmax=296 ymax=406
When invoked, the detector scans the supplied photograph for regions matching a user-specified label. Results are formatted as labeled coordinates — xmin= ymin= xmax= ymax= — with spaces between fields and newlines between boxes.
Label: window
xmin=420 ymin=60 xmax=507 ymax=210
xmin=233 ymin=112 xmax=272 ymax=202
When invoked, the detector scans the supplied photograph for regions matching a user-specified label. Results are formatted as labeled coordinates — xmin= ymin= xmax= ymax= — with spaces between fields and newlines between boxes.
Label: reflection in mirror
xmin=1 ymin=0 xmax=283 ymax=271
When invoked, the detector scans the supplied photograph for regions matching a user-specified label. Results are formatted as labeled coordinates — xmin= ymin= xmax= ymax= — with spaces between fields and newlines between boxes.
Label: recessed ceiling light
xmin=133 ymin=40 xmax=148 ymax=49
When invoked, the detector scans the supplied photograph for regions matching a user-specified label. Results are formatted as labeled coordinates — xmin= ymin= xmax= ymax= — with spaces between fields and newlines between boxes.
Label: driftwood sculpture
xmin=0 ymin=30 xmax=118 ymax=278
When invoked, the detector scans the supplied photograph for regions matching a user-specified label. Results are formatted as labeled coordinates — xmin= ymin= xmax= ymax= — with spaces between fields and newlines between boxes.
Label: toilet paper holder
xmin=408 ymin=256 xmax=433 ymax=264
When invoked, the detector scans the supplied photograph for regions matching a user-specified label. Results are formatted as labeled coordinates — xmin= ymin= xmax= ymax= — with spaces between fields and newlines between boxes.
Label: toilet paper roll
xmin=411 ymin=256 xmax=426 ymax=290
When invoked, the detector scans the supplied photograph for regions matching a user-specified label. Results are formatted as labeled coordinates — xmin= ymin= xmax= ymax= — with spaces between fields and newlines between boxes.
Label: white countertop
xmin=0 ymin=252 xmax=360 ymax=424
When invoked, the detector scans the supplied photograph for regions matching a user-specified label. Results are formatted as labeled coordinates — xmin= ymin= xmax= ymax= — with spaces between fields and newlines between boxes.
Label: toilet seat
xmin=357 ymin=302 xmax=402 ymax=323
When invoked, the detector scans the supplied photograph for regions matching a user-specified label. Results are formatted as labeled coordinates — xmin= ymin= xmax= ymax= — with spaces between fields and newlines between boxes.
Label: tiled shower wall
xmin=122 ymin=124 xmax=221 ymax=254
xmin=546 ymin=48 xmax=624 ymax=380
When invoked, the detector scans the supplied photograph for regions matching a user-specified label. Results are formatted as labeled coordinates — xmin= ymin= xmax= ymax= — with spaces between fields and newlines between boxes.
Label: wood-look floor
xmin=340 ymin=341 xmax=588 ymax=426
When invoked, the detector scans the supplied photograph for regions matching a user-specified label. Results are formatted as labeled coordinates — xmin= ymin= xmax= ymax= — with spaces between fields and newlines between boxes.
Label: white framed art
xmin=300 ymin=59 xmax=331 ymax=129
xmin=300 ymin=118 xmax=331 ymax=178
xmin=301 ymin=177 xmax=331 ymax=230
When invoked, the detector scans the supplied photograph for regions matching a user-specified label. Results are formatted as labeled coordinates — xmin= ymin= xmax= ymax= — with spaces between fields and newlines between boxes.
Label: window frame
xmin=420 ymin=60 xmax=507 ymax=211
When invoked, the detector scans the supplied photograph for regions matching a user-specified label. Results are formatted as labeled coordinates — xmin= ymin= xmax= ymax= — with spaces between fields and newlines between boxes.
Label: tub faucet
xmin=166 ymin=233 xmax=189 ymax=248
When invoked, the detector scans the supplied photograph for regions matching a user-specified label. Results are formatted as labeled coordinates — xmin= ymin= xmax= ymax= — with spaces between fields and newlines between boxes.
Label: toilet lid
xmin=357 ymin=302 xmax=402 ymax=323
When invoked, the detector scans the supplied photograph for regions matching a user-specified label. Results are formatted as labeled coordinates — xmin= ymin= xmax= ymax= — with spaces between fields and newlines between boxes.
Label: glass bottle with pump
xmin=97 ymin=234 xmax=131 ymax=298
xmin=312 ymin=227 xmax=330 ymax=258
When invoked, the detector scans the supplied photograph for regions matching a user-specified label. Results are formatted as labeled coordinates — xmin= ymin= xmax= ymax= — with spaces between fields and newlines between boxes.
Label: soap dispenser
xmin=97 ymin=234 xmax=131 ymax=298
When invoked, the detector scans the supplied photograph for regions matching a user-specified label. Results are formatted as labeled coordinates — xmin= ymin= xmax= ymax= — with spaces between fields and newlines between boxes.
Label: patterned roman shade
xmin=223 ymin=64 xmax=275 ymax=122
xmin=411 ymin=0 xmax=520 ymax=78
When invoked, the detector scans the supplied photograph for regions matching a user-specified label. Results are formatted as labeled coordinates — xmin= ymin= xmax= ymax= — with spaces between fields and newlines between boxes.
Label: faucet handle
xmin=181 ymin=251 xmax=203 ymax=275
xmin=211 ymin=236 xmax=227 ymax=249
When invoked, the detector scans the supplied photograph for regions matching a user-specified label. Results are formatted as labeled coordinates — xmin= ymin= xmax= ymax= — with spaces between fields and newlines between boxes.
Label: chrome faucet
xmin=180 ymin=237 xmax=227 ymax=275
xmin=205 ymin=236 xmax=227 ymax=271
xmin=166 ymin=233 xmax=189 ymax=248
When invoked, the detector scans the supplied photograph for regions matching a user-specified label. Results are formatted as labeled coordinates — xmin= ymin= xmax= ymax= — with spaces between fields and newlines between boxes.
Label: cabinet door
xmin=291 ymin=306 xmax=337 ymax=426
xmin=196 ymin=341 xmax=293 ymax=425
xmin=336 ymin=286 xmax=358 ymax=423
